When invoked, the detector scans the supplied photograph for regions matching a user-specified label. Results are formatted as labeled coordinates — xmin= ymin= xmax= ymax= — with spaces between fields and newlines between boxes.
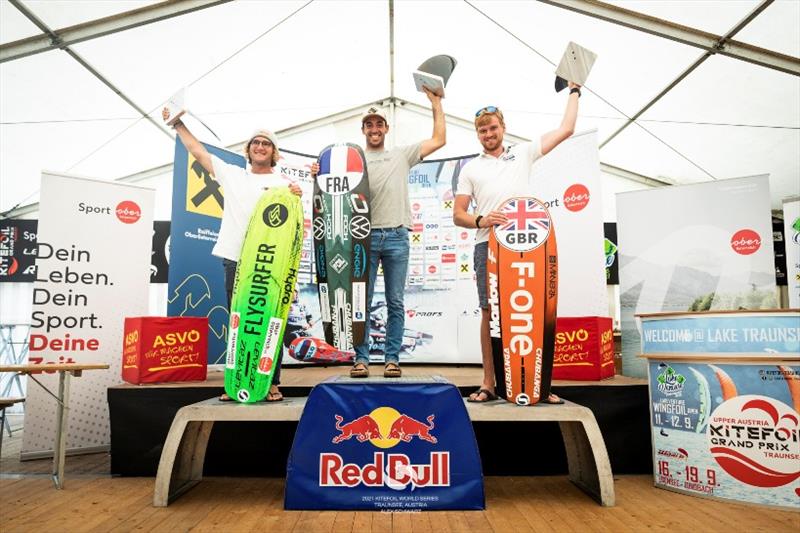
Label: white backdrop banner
xmin=617 ymin=175 xmax=777 ymax=378
xmin=23 ymin=172 xmax=153 ymax=456
xmin=262 ymin=136 xmax=608 ymax=365
xmin=531 ymin=130 xmax=608 ymax=317
xmin=783 ymin=198 xmax=800 ymax=308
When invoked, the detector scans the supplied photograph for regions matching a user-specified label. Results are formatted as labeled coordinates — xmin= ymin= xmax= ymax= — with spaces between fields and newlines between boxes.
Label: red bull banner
xmin=285 ymin=377 xmax=484 ymax=510
xmin=121 ymin=316 xmax=208 ymax=384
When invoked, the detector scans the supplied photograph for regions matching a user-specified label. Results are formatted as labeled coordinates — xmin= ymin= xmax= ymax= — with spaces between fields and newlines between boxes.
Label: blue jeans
xmin=354 ymin=227 xmax=410 ymax=365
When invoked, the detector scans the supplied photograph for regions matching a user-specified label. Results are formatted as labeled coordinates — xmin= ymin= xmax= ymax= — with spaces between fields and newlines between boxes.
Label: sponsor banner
xmin=0 ymin=219 xmax=38 ymax=282
xmin=121 ymin=316 xmax=208 ymax=384
xmin=291 ymin=138 xmax=606 ymax=365
xmin=529 ymin=131 xmax=608 ymax=317
xmin=618 ymin=175 xmax=776 ymax=378
xmin=640 ymin=311 xmax=800 ymax=355
xmin=167 ymin=142 xmax=243 ymax=365
xmin=784 ymin=199 xmax=800 ymax=308
xmin=553 ymin=316 xmax=615 ymax=380
xmin=24 ymin=172 xmax=153 ymax=455
xmin=285 ymin=378 xmax=484 ymax=510
xmin=647 ymin=361 xmax=800 ymax=509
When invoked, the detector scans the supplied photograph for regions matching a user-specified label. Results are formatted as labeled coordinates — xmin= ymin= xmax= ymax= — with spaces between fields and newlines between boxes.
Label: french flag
xmin=319 ymin=144 xmax=364 ymax=176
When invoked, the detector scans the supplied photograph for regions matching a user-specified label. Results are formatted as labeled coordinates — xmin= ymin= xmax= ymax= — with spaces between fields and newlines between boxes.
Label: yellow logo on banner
xmin=185 ymin=155 xmax=224 ymax=218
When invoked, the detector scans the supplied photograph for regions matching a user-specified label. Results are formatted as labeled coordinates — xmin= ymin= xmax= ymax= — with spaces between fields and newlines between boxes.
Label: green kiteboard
xmin=225 ymin=187 xmax=303 ymax=403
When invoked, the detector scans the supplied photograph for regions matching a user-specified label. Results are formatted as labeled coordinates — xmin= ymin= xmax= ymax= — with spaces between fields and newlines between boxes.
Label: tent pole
xmin=388 ymin=0 xmax=397 ymax=149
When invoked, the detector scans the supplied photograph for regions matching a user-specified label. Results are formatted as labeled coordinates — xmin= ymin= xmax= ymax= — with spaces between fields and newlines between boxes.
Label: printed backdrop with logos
xmin=783 ymin=198 xmax=800 ymax=308
xmin=0 ymin=219 xmax=38 ymax=282
xmin=23 ymin=172 xmax=153 ymax=456
xmin=168 ymin=132 xmax=608 ymax=365
xmin=648 ymin=361 xmax=799 ymax=509
xmin=617 ymin=176 xmax=777 ymax=378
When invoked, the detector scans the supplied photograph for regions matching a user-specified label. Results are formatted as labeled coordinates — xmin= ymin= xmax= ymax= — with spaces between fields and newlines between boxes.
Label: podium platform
xmin=153 ymin=375 xmax=614 ymax=508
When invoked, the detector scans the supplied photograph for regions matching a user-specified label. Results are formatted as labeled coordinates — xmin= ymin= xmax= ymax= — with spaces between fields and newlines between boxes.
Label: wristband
xmin=475 ymin=215 xmax=483 ymax=228
xmin=570 ymin=87 xmax=581 ymax=97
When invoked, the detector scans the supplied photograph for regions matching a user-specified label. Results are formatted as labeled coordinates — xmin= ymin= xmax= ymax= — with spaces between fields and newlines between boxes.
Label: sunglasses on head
xmin=475 ymin=106 xmax=498 ymax=117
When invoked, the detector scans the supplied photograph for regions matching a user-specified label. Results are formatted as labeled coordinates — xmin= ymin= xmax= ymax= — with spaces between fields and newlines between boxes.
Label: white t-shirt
xmin=455 ymin=140 xmax=543 ymax=243
xmin=211 ymin=155 xmax=292 ymax=261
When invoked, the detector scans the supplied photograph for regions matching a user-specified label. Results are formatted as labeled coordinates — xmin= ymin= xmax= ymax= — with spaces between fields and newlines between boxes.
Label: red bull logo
xmin=322 ymin=407 xmax=448 ymax=489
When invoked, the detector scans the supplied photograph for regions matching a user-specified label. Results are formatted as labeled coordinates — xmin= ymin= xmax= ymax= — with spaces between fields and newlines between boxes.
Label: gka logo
xmin=263 ymin=203 xmax=288 ymax=228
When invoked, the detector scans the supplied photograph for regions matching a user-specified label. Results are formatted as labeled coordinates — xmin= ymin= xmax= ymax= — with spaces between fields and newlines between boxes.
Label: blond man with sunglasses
xmin=452 ymin=82 xmax=581 ymax=403
xmin=163 ymin=108 xmax=302 ymax=401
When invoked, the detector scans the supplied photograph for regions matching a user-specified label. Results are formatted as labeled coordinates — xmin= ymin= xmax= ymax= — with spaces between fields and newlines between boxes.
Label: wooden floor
xmin=1 ymin=473 xmax=798 ymax=532
xmin=1 ymin=427 xmax=798 ymax=533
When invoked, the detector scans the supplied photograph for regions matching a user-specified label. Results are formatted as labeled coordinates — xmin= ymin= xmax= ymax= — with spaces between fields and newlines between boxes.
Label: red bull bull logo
xmin=322 ymin=406 xmax=449 ymax=489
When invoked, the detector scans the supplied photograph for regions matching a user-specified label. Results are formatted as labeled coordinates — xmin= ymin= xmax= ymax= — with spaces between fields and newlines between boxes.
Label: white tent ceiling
xmin=1 ymin=0 xmax=798 ymax=217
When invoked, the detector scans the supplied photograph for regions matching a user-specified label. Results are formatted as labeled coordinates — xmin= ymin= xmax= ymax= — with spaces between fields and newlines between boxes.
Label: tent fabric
xmin=1 ymin=0 xmax=798 ymax=216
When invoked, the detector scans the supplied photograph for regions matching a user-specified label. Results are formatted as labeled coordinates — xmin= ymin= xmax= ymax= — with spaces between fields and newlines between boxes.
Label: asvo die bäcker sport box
xmin=552 ymin=316 xmax=615 ymax=380
xmin=122 ymin=316 xmax=208 ymax=384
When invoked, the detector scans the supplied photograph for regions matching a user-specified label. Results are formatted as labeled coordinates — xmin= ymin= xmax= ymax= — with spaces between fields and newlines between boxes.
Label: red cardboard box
xmin=122 ymin=317 xmax=208 ymax=384
xmin=552 ymin=316 xmax=615 ymax=381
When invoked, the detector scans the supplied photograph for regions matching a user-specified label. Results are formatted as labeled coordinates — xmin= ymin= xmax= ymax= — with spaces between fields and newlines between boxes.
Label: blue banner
xmin=285 ymin=377 xmax=484 ymax=510
xmin=641 ymin=313 xmax=800 ymax=355
xmin=167 ymin=142 xmax=244 ymax=364
xmin=648 ymin=361 xmax=800 ymax=509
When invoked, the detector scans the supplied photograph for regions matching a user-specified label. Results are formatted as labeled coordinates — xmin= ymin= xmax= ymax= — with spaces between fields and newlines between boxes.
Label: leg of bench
xmin=558 ymin=419 xmax=615 ymax=506
xmin=154 ymin=415 xmax=214 ymax=507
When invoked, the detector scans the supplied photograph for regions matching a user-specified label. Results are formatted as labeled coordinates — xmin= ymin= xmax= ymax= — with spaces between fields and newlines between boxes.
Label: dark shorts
xmin=473 ymin=241 xmax=488 ymax=309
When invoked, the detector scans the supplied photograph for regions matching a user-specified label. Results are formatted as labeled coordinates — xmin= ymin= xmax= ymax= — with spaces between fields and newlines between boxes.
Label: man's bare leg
xmin=469 ymin=308 xmax=496 ymax=401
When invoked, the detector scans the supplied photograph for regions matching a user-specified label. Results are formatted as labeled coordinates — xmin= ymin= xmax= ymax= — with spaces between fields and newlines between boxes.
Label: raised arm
xmin=419 ymin=87 xmax=446 ymax=159
xmin=162 ymin=108 xmax=214 ymax=175
xmin=540 ymin=82 xmax=580 ymax=156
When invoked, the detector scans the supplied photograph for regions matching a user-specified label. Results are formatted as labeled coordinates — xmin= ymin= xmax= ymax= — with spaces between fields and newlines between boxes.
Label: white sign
xmin=618 ymin=176 xmax=776 ymax=378
xmin=23 ymin=172 xmax=153 ymax=456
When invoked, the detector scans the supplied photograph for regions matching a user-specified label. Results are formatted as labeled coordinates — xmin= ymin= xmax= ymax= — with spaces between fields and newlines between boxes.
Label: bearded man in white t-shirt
xmin=163 ymin=108 xmax=302 ymax=402
xmin=452 ymin=81 xmax=582 ymax=403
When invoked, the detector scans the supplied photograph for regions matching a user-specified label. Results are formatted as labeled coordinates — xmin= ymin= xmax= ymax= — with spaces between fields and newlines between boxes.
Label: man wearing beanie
xmin=162 ymin=108 xmax=301 ymax=401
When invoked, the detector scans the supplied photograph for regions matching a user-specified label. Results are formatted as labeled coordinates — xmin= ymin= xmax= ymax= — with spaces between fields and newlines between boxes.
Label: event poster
xmin=783 ymin=198 xmax=800 ymax=309
xmin=648 ymin=361 xmax=799 ymax=509
xmin=618 ymin=176 xmax=777 ymax=377
xmin=23 ymin=172 xmax=153 ymax=456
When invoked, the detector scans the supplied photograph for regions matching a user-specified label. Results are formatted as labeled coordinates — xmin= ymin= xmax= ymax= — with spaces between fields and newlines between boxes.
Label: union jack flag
xmin=499 ymin=198 xmax=549 ymax=232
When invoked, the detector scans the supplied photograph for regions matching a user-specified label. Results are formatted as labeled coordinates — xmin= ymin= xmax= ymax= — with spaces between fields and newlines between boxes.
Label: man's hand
xmin=422 ymin=85 xmax=443 ymax=103
xmin=309 ymin=162 xmax=320 ymax=177
xmin=162 ymin=107 xmax=171 ymax=123
xmin=568 ymin=81 xmax=582 ymax=90
xmin=289 ymin=183 xmax=302 ymax=196
xmin=480 ymin=210 xmax=508 ymax=228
